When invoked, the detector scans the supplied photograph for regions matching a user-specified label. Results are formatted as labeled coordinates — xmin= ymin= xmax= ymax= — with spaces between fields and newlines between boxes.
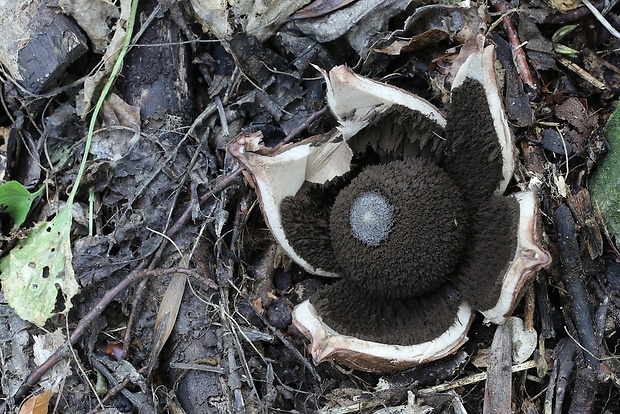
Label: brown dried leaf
xmin=19 ymin=390 xmax=52 ymax=414
xmin=146 ymin=258 xmax=188 ymax=378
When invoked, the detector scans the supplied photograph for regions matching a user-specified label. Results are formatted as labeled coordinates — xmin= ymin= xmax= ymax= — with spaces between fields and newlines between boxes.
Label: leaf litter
xmin=1 ymin=0 xmax=620 ymax=412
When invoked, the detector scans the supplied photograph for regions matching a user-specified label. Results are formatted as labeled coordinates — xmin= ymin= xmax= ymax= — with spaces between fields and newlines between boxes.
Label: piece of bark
xmin=567 ymin=189 xmax=604 ymax=259
xmin=121 ymin=0 xmax=193 ymax=126
xmin=0 ymin=0 xmax=88 ymax=93
xmin=492 ymin=33 xmax=535 ymax=127
xmin=555 ymin=204 xmax=600 ymax=368
xmin=384 ymin=351 xmax=469 ymax=390
xmin=544 ymin=338 xmax=578 ymax=414
xmin=569 ymin=366 xmax=598 ymax=414
xmin=520 ymin=140 xmax=547 ymax=177
xmin=535 ymin=272 xmax=556 ymax=339
xmin=483 ymin=324 xmax=513 ymax=414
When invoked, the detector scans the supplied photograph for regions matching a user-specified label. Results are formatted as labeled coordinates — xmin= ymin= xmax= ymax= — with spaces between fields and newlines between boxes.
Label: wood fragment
xmin=0 ymin=0 xmax=87 ymax=93
xmin=554 ymin=204 xmax=600 ymax=368
xmin=121 ymin=0 xmax=193 ymax=124
xmin=491 ymin=2 xmax=537 ymax=90
xmin=567 ymin=189 xmax=604 ymax=259
xmin=556 ymin=56 xmax=607 ymax=90
xmin=544 ymin=0 xmax=607 ymax=23
xmin=417 ymin=360 xmax=537 ymax=395
xmin=544 ymin=339 xmax=578 ymax=414
xmin=535 ymin=272 xmax=556 ymax=339
xmin=569 ymin=366 xmax=598 ymax=414
xmin=483 ymin=324 xmax=513 ymax=414
xmin=382 ymin=351 xmax=469 ymax=391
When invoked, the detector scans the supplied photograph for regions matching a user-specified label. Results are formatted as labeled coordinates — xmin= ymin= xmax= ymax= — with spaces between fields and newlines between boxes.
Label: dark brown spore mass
xmin=452 ymin=195 xmax=519 ymax=310
xmin=330 ymin=160 xmax=468 ymax=298
xmin=312 ymin=279 xmax=462 ymax=345
xmin=349 ymin=105 xmax=446 ymax=164
xmin=444 ymin=79 xmax=505 ymax=207
xmin=281 ymin=177 xmax=352 ymax=273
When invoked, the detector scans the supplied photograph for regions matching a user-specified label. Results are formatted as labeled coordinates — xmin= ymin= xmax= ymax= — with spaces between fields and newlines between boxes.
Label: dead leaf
xmin=290 ymin=0 xmax=417 ymax=49
xmin=19 ymin=390 xmax=52 ymax=414
xmin=290 ymin=0 xmax=358 ymax=19
xmin=146 ymin=257 xmax=188 ymax=378
xmin=59 ymin=0 xmax=119 ymax=53
xmin=80 ymin=0 xmax=133 ymax=117
xmin=101 ymin=93 xmax=141 ymax=128
xmin=191 ymin=0 xmax=310 ymax=42
xmin=33 ymin=329 xmax=72 ymax=393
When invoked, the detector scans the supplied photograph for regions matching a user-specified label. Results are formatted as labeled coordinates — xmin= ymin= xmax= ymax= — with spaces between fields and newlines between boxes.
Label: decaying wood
xmin=535 ymin=272 xmax=556 ymax=339
xmin=0 ymin=0 xmax=87 ymax=93
xmin=554 ymin=204 xmax=601 ymax=413
xmin=544 ymin=338 xmax=578 ymax=414
xmin=483 ymin=324 xmax=513 ymax=414
xmin=555 ymin=204 xmax=600 ymax=365
xmin=121 ymin=0 xmax=193 ymax=123
xmin=567 ymin=189 xmax=604 ymax=259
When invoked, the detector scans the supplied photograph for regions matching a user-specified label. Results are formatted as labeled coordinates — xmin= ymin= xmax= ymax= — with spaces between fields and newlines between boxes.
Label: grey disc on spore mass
xmin=330 ymin=159 xmax=468 ymax=298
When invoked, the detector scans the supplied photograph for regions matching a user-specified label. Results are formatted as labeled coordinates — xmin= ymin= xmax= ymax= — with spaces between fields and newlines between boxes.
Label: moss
xmin=591 ymin=104 xmax=620 ymax=244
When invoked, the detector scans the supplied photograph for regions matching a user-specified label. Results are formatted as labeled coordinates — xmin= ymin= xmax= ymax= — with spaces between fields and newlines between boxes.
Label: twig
xmin=417 ymin=360 xmax=537 ymax=395
xmin=556 ymin=55 xmax=607 ymax=90
xmin=0 ymin=268 xmax=198 ymax=414
xmin=544 ymin=0 xmax=606 ymax=23
xmin=570 ymin=366 xmax=598 ymax=413
xmin=535 ymin=272 xmax=556 ymax=338
xmin=87 ymin=370 xmax=140 ymax=414
xmin=554 ymin=204 xmax=600 ymax=368
xmin=383 ymin=351 xmax=469 ymax=390
xmin=282 ymin=107 xmax=329 ymax=144
xmin=491 ymin=2 xmax=537 ymax=90
xmin=483 ymin=325 xmax=513 ymax=414
xmin=150 ymin=167 xmax=243 ymax=267
xmin=544 ymin=338 xmax=578 ymax=414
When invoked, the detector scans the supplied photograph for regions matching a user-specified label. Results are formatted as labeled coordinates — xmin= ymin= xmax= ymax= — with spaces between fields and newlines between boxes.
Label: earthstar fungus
xmin=228 ymin=43 xmax=550 ymax=372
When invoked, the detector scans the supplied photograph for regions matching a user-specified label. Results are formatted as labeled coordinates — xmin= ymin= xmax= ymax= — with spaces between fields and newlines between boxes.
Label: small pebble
xmin=266 ymin=299 xmax=292 ymax=329
xmin=273 ymin=270 xmax=293 ymax=291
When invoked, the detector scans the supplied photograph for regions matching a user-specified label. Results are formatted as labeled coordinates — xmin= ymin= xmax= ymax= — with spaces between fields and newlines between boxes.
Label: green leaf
xmin=0 ymin=181 xmax=44 ymax=226
xmin=0 ymin=0 xmax=139 ymax=327
xmin=591 ymin=104 xmax=620 ymax=244
xmin=0 ymin=206 xmax=78 ymax=326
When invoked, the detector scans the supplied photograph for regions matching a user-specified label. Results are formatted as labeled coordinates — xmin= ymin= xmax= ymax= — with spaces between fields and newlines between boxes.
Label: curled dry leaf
xmin=229 ymin=39 xmax=550 ymax=372
xmin=18 ymin=390 xmax=52 ymax=414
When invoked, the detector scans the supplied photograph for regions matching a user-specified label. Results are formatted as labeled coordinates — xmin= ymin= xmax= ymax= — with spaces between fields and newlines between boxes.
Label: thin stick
xmin=0 ymin=268 xmax=197 ymax=413
xmin=417 ymin=360 xmax=537 ymax=395
xmin=282 ymin=107 xmax=329 ymax=144
xmin=492 ymin=2 xmax=537 ymax=90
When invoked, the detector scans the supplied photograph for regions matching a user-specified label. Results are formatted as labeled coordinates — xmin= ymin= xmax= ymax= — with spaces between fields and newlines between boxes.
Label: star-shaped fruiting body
xmin=228 ymin=40 xmax=550 ymax=372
